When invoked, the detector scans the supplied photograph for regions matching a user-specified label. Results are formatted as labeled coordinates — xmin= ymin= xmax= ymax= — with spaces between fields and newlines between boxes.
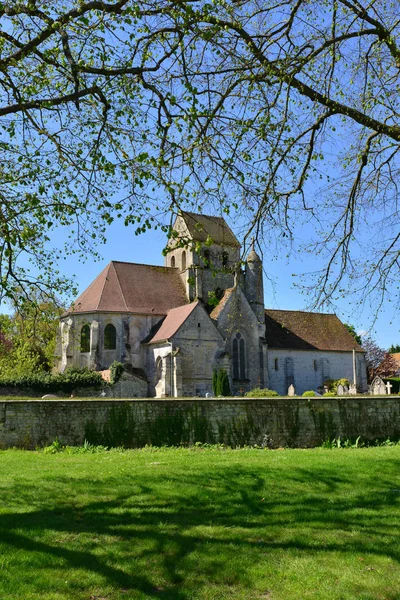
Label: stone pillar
xmin=173 ymin=353 xmax=183 ymax=397
xmin=90 ymin=320 xmax=99 ymax=369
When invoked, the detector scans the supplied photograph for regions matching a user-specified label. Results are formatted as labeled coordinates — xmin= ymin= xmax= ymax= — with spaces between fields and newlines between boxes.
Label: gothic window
xmin=233 ymin=332 xmax=246 ymax=379
xmin=181 ymin=251 xmax=186 ymax=271
xmin=80 ymin=324 xmax=90 ymax=353
xmin=171 ymin=255 xmax=176 ymax=268
xmin=104 ymin=324 xmax=116 ymax=350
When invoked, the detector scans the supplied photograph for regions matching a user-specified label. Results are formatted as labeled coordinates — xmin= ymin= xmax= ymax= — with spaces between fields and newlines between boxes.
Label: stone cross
xmin=288 ymin=383 xmax=295 ymax=396
xmin=385 ymin=381 xmax=393 ymax=395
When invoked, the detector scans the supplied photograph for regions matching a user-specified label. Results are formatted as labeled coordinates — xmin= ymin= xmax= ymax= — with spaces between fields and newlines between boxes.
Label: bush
xmin=0 ymin=366 xmax=104 ymax=394
xmin=323 ymin=391 xmax=336 ymax=397
xmin=245 ymin=388 xmax=279 ymax=398
xmin=109 ymin=361 xmax=124 ymax=384
xmin=302 ymin=390 xmax=316 ymax=397
xmin=383 ymin=377 xmax=400 ymax=394
xmin=324 ymin=378 xmax=350 ymax=393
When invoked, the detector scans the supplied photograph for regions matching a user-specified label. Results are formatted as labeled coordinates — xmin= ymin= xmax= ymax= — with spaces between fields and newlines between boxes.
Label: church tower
xmin=244 ymin=246 xmax=264 ymax=323
xmin=165 ymin=212 xmax=241 ymax=303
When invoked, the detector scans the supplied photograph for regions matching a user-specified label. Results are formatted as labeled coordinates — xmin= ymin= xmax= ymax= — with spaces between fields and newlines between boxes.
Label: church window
xmin=171 ymin=255 xmax=176 ymax=268
xmin=203 ymin=249 xmax=210 ymax=268
xmin=222 ymin=251 xmax=229 ymax=268
xmin=233 ymin=332 xmax=246 ymax=379
xmin=104 ymin=324 xmax=116 ymax=350
xmin=80 ymin=324 xmax=90 ymax=353
xmin=314 ymin=359 xmax=318 ymax=371
xmin=182 ymin=251 xmax=186 ymax=271
xmin=274 ymin=358 xmax=279 ymax=371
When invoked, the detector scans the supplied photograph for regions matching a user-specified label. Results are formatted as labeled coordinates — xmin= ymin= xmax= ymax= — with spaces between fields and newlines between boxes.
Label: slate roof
xmin=146 ymin=301 xmax=199 ymax=344
xmin=265 ymin=309 xmax=363 ymax=352
xmin=180 ymin=212 xmax=240 ymax=247
xmin=65 ymin=261 xmax=188 ymax=316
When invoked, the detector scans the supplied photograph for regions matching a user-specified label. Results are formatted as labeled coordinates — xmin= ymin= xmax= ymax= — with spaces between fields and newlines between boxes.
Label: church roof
xmin=180 ymin=212 xmax=240 ymax=247
xmin=265 ymin=309 xmax=363 ymax=352
xmin=146 ymin=301 xmax=199 ymax=343
xmin=65 ymin=261 xmax=188 ymax=316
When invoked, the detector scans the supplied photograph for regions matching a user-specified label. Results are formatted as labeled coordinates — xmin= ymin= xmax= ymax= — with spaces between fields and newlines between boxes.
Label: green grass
xmin=0 ymin=446 xmax=399 ymax=600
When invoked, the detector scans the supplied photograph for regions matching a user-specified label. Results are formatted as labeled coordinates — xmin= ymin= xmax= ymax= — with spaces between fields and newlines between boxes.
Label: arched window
xmin=222 ymin=251 xmax=229 ymax=269
xmin=181 ymin=251 xmax=186 ymax=271
xmin=233 ymin=332 xmax=246 ymax=379
xmin=80 ymin=324 xmax=90 ymax=353
xmin=171 ymin=255 xmax=176 ymax=268
xmin=104 ymin=324 xmax=116 ymax=350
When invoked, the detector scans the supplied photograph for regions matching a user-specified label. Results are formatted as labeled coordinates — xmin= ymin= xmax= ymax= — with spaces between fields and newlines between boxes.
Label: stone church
xmin=56 ymin=212 xmax=367 ymax=396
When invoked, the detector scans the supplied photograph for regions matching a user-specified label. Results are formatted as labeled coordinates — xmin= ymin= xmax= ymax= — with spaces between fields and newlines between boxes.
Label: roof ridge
xmin=112 ymin=262 xmax=129 ymax=312
xmin=265 ymin=308 xmax=336 ymax=316
xmin=96 ymin=262 xmax=111 ymax=311
xmin=110 ymin=260 xmax=175 ymax=270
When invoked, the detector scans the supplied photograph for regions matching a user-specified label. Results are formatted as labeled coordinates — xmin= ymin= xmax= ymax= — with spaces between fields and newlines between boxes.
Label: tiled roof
xmin=210 ymin=287 xmax=235 ymax=320
xmin=65 ymin=261 xmax=188 ymax=316
xmin=147 ymin=301 xmax=199 ymax=343
xmin=265 ymin=309 xmax=363 ymax=352
xmin=180 ymin=212 xmax=240 ymax=247
xmin=390 ymin=352 xmax=400 ymax=364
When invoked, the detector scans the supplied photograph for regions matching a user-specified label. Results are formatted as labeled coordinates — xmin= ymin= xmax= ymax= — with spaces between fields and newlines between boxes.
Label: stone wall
xmin=267 ymin=349 xmax=368 ymax=396
xmin=0 ymin=396 xmax=399 ymax=450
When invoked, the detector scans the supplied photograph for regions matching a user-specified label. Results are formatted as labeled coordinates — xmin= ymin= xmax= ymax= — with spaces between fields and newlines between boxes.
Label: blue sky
xmin=54 ymin=212 xmax=398 ymax=350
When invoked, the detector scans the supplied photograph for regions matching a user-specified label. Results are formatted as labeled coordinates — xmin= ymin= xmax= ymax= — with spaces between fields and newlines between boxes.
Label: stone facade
xmin=56 ymin=211 xmax=367 ymax=397
xmin=0 ymin=397 xmax=398 ymax=450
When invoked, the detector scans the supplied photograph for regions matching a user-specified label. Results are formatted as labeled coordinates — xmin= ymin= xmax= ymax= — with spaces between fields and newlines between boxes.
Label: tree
xmin=361 ymin=335 xmax=394 ymax=381
xmin=0 ymin=298 xmax=63 ymax=376
xmin=344 ymin=324 xmax=362 ymax=346
xmin=388 ymin=344 xmax=400 ymax=353
xmin=1 ymin=1 xmax=400 ymax=312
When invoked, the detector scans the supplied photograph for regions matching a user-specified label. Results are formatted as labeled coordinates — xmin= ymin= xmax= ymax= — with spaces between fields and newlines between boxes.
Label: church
xmin=56 ymin=212 xmax=367 ymax=396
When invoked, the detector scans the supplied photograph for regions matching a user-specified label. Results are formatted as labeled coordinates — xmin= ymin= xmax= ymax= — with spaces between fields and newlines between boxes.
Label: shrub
xmin=302 ymin=390 xmax=316 ymax=397
xmin=324 ymin=378 xmax=350 ymax=393
xmin=323 ymin=391 xmax=336 ymax=397
xmin=109 ymin=361 xmax=124 ymax=384
xmin=245 ymin=388 xmax=279 ymax=398
xmin=0 ymin=366 xmax=104 ymax=394
xmin=213 ymin=368 xmax=231 ymax=396
xmin=383 ymin=377 xmax=400 ymax=394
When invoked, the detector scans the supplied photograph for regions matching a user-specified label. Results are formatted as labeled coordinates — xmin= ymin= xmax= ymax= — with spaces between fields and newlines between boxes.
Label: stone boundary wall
xmin=0 ymin=396 xmax=399 ymax=450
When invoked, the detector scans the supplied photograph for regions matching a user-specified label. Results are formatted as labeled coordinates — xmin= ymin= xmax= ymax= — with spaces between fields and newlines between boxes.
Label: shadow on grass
xmin=1 ymin=457 xmax=399 ymax=599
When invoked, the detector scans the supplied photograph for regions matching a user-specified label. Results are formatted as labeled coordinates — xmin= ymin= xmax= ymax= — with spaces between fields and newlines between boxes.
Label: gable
xmin=168 ymin=211 xmax=240 ymax=248
xmin=146 ymin=301 xmax=223 ymax=344
xmin=211 ymin=285 xmax=259 ymax=334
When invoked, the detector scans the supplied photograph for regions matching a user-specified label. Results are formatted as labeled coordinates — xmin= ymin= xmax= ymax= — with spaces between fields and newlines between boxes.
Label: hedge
xmin=0 ymin=367 xmax=104 ymax=394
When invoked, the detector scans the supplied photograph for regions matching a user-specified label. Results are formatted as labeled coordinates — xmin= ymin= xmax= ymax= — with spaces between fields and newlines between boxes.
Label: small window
xmin=203 ymin=249 xmax=210 ymax=269
xmin=181 ymin=251 xmax=186 ymax=271
xmin=222 ymin=251 xmax=229 ymax=268
xmin=274 ymin=358 xmax=279 ymax=371
xmin=171 ymin=255 xmax=176 ymax=268
xmin=80 ymin=324 xmax=90 ymax=353
xmin=314 ymin=359 xmax=318 ymax=371
xmin=104 ymin=324 xmax=116 ymax=350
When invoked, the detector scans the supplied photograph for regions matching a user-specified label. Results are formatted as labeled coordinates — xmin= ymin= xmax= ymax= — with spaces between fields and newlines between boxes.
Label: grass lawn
xmin=0 ymin=445 xmax=399 ymax=600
